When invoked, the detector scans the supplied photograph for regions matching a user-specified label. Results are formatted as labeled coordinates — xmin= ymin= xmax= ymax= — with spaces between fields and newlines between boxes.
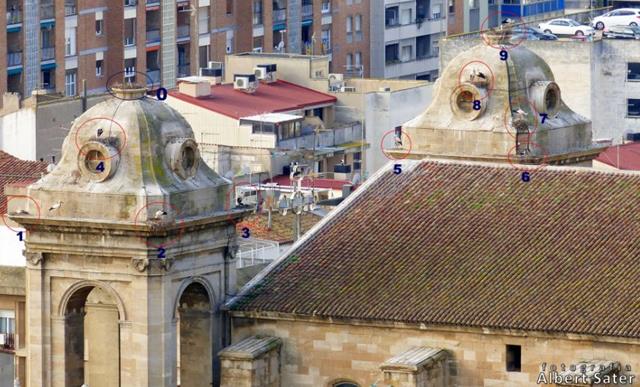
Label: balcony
xmin=302 ymin=4 xmax=313 ymax=19
xmin=0 ymin=333 xmax=15 ymax=351
xmin=177 ymin=24 xmax=190 ymax=39
xmin=384 ymin=17 xmax=445 ymax=40
xmin=146 ymin=69 xmax=160 ymax=85
xmin=277 ymin=122 xmax=363 ymax=150
xmin=8 ymin=51 xmax=22 ymax=67
xmin=146 ymin=29 xmax=160 ymax=44
xmin=384 ymin=55 xmax=438 ymax=79
xmin=41 ymin=46 xmax=55 ymax=61
xmin=64 ymin=1 xmax=77 ymax=16
xmin=40 ymin=3 xmax=54 ymax=20
xmin=273 ymin=8 xmax=286 ymax=23
xmin=6 ymin=10 xmax=21 ymax=25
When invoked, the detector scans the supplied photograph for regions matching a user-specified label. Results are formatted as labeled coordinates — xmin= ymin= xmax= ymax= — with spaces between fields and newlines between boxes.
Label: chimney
xmin=178 ymin=79 xmax=212 ymax=98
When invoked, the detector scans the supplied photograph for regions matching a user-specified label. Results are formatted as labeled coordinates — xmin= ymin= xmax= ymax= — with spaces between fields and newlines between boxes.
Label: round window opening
xmin=545 ymin=88 xmax=558 ymax=112
xmin=85 ymin=149 xmax=106 ymax=174
xmin=456 ymin=90 xmax=475 ymax=113
xmin=181 ymin=146 xmax=196 ymax=171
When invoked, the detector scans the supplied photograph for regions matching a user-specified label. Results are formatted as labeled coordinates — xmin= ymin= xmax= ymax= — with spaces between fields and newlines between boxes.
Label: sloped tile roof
xmin=229 ymin=160 xmax=640 ymax=339
xmin=0 ymin=151 xmax=48 ymax=214
xmin=595 ymin=142 xmax=640 ymax=170
xmin=236 ymin=211 xmax=323 ymax=244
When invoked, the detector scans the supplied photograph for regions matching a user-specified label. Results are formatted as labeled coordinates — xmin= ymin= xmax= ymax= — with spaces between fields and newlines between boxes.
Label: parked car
xmin=539 ymin=18 xmax=594 ymax=36
xmin=591 ymin=8 xmax=640 ymax=30
xmin=603 ymin=24 xmax=640 ymax=39
xmin=510 ymin=26 xmax=558 ymax=40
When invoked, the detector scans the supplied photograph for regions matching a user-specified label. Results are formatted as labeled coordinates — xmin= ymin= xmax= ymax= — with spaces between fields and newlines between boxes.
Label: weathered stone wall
xmin=220 ymin=347 xmax=280 ymax=387
xmin=84 ymin=288 xmax=119 ymax=387
xmin=232 ymin=318 xmax=640 ymax=387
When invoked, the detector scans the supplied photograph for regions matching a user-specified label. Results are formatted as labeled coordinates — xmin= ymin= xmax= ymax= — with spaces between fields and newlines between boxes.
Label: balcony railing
xmin=177 ymin=24 xmax=190 ymax=38
xmin=64 ymin=2 xmax=76 ymax=16
xmin=41 ymin=46 xmax=55 ymax=61
xmin=177 ymin=64 xmax=190 ymax=77
xmin=124 ymin=36 xmax=135 ymax=46
xmin=124 ymin=67 xmax=136 ymax=78
xmin=302 ymin=4 xmax=313 ymax=18
xmin=146 ymin=69 xmax=160 ymax=85
xmin=40 ymin=4 xmax=54 ymax=19
xmin=277 ymin=122 xmax=363 ymax=150
xmin=253 ymin=13 xmax=263 ymax=25
xmin=273 ymin=8 xmax=286 ymax=22
xmin=146 ymin=29 xmax=160 ymax=43
xmin=6 ymin=10 xmax=22 ymax=24
xmin=0 ymin=333 xmax=15 ymax=351
xmin=8 ymin=51 xmax=22 ymax=66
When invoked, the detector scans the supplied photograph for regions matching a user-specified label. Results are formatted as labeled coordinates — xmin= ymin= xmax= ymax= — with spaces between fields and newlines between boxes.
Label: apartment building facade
xmin=1 ymin=0 xmax=252 ymax=102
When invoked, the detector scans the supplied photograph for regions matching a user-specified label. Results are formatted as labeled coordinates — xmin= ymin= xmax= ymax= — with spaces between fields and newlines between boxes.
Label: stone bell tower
xmin=9 ymin=86 xmax=242 ymax=387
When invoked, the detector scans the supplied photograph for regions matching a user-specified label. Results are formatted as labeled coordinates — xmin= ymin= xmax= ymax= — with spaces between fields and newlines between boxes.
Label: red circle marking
xmin=479 ymin=10 xmax=527 ymax=50
xmin=503 ymin=96 xmax=541 ymax=139
xmin=133 ymin=201 xmax=186 ymax=249
xmin=74 ymin=117 xmax=128 ymax=160
xmin=1 ymin=195 xmax=41 ymax=233
xmin=380 ymin=129 xmax=413 ymax=160
xmin=506 ymin=141 xmax=549 ymax=172
xmin=457 ymin=60 xmax=496 ymax=101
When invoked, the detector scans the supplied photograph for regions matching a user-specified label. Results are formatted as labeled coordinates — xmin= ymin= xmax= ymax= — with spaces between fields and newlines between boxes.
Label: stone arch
xmin=58 ymin=280 xmax=127 ymax=321
xmin=174 ymin=277 xmax=216 ymax=387
xmin=172 ymin=276 xmax=217 ymax=320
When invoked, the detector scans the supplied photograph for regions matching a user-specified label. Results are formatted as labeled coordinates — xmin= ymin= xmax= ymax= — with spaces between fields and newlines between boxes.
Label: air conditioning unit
xmin=200 ymin=67 xmax=223 ymax=77
xmin=340 ymin=86 xmax=357 ymax=93
xmin=254 ymin=64 xmax=277 ymax=83
xmin=234 ymin=74 xmax=258 ymax=93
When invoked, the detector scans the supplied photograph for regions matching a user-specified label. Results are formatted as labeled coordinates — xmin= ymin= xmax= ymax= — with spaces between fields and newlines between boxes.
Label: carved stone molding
xmin=131 ymin=257 xmax=174 ymax=273
xmin=24 ymin=251 xmax=44 ymax=266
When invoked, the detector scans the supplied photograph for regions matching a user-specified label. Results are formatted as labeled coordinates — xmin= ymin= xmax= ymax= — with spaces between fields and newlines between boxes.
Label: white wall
xmin=0 ymin=226 xmax=26 ymax=266
xmin=0 ymin=108 xmax=37 ymax=161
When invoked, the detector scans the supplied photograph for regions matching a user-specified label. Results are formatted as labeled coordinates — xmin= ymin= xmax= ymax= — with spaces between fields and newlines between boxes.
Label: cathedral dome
xmin=402 ymin=33 xmax=592 ymax=162
xmin=25 ymin=86 xmax=230 ymax=222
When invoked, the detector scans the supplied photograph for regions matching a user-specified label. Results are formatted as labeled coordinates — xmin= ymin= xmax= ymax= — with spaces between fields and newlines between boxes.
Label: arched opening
xmin=64 ymin=286 xmax=120 ymax=387
xmin=176 ymin=282 xmax=213 ymax=387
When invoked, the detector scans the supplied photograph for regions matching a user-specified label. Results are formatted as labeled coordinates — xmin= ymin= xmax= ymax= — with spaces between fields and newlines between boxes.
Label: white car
xmin=591 ymin=8 xmax=640 ymax=30
xmin=538 ymin=18 xmax=594 ymax=37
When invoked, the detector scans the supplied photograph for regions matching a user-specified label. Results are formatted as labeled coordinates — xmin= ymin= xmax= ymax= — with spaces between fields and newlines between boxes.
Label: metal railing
xmin=41 ymin=46 xmax=55 ymax=61
xmin=40 ymin=3 xmax=54 ymax=19
xmin=237 ymin=240 xmax=280 ymax=268
xmin=0 ymin=333 xmax=15 ymax=351
xmin=7 ymin=51 xmax=21 ymax=66
xmin=146 ymin=69 xmax=160 ymax=85
xmin=124 ymin=67 xmax=136 ymax=78
xmin=146 ymin=29 xmax=160 ymax=43
xmin=302 ymin=4 xmax=313 ymax=18
xmin=64 ymin=3 xmax=76 ymax=16
xmin=6 ymin=10 xmax=21 ymax=24
xmin=177 ymin=24 xmax=190 ymax=38
xmin=273 ymin=8 xmax=286 ymax=22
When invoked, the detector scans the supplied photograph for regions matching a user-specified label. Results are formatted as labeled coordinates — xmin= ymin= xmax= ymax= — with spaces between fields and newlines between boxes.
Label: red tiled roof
xmin=595 ymin=142 xmax=640 ymax=170
xmin=236 ymin=211 xmax=323 ymax=244
xmin=268 ymin=175 xmax=352 ymax=191
xmin=168 ymin=80 xmax=337 ymax=119
xmin=0 ymin=151 xmax=48 ymax=214
xmin=230 ymin=160 xmax=640 ymax=339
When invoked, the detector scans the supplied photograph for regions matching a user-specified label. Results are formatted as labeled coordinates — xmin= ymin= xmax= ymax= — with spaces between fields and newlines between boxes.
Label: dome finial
xmin=111 ymin=83 xmax=147 ymax=99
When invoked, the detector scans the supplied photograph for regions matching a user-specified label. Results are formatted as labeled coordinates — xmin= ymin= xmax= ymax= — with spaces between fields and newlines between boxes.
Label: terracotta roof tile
xmin=0 ymin=151 xmax=48 ymax=214
xmin=236 ymin=211 xmax=323 ymax=244
xmin=230 ymin=160 xmax=640 ymax=339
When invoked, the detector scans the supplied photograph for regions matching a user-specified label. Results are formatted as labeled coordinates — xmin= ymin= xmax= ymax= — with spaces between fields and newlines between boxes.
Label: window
xmin=252 ymin=122 xmax=275 ymax=134
xmin=226 ymin=0 xmax=233 ymax=14
xmin=628 ymin=63 xmax=640 ymax=81
xmin=95 ymin=19 xmax=103 ymax=35
xmin=469 ymin=0 xmax=479 ymax=8
xmin=65 ymin=70 xmax=76 ymax=96
xmin=448 ymin=0 xmax=455 ymax=13
xmin=199 ymin=6 xmax=210 ymax=34
xmin=628 ymin=99 xmax=640 ymax=117
xmin=432 ymin=4 xmax=442 ymax=19
xmin=346 ymin=16 xmax=353 ymax=33
xmin=355 ymin=51 xmax=361 ymax=66
xmin=394 ymin=126 xmax=402 ymax=145
xmin=385 ymin=6 xmax=399 ymax=26
xmin=355 ymin=14 xmax=362 ymax=31
xmin=124 ymin=18 xmax=136 ymax=46
xmin=346 ymin=53 xmax=353 ymax=67
xmin=401 ymin=45 xmax=411 ymax=61
xmin=0 ymin=311 xmax=15 ymax=335
xmin=401 ymin=8 xmax=412 ymax=24
xmin=65 ymin=27 xmax=76 ymax=56
xmin=322 ymin=0 xmax=331 ymax=13
xmin=353 ymin=151 xmax=361 ymax=170
xmin=385 ymin=43 xmax=399 ymax=63
xmin=96 ymin=60 xmax=103 ymax=77
xmin=42 ymin=69 xmax=54 ymax=89
xmin=199 ymin=45 xmax=210 ymax=69
xmin=321 ymin=28 xmax=331 ymax=52
xmin=506 ymin=345 xmax=521 ymax=372
xmin=253 ymin=0 xmax=263 ymax=25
